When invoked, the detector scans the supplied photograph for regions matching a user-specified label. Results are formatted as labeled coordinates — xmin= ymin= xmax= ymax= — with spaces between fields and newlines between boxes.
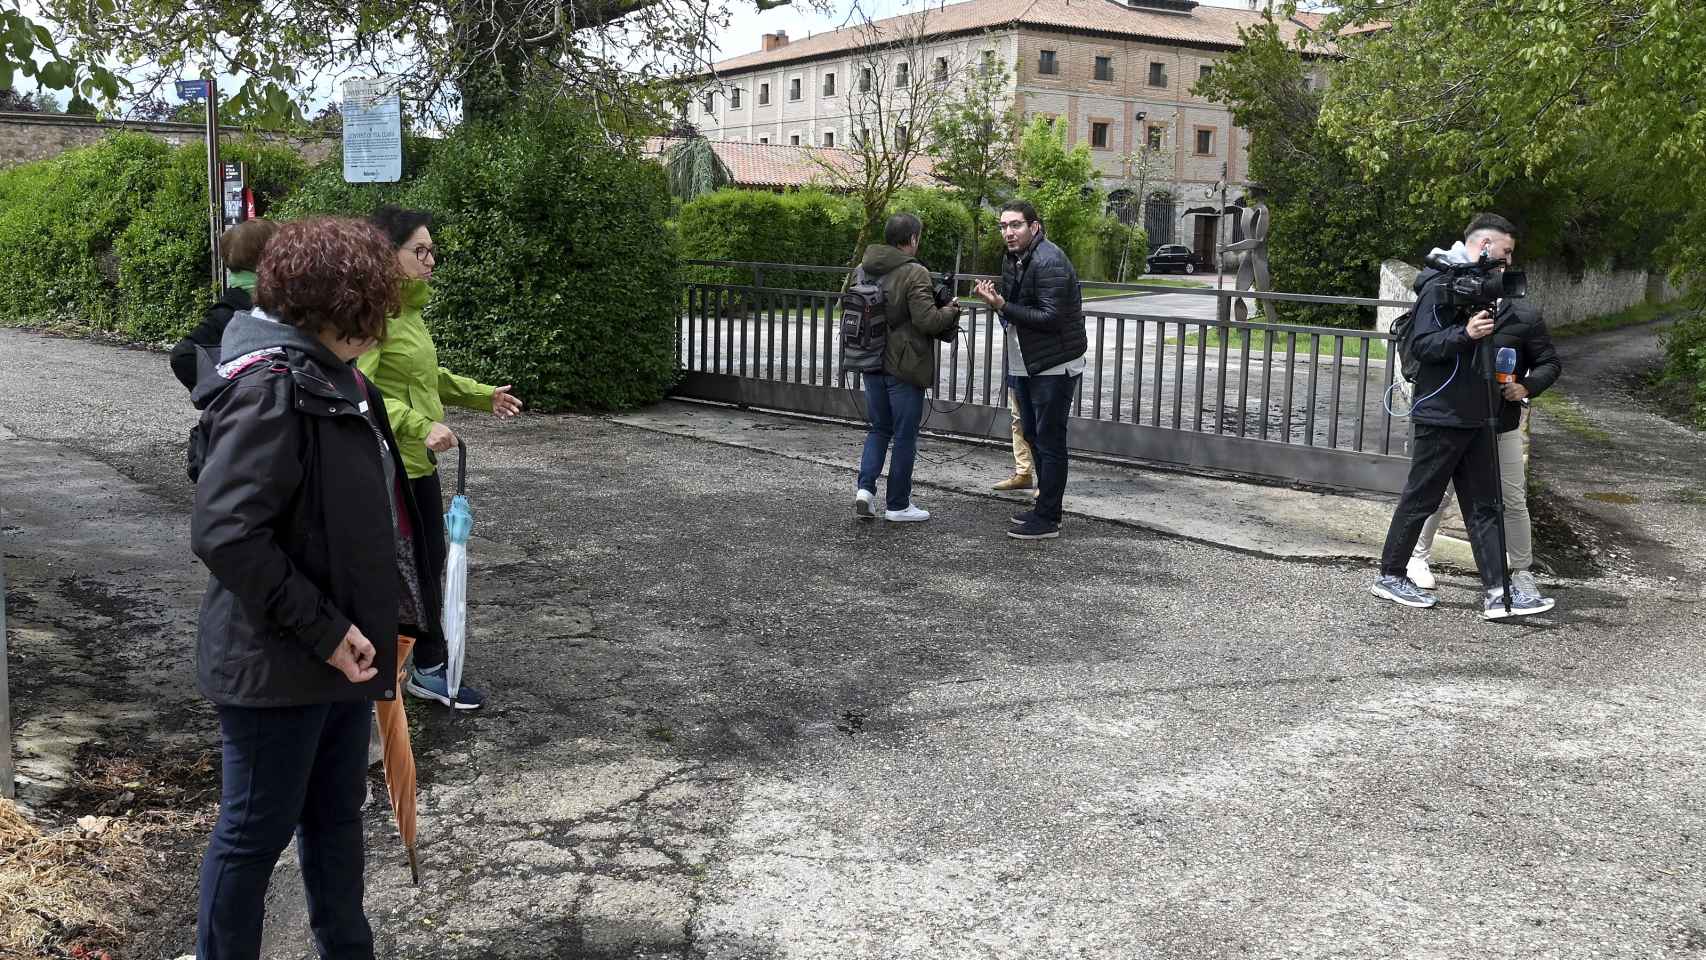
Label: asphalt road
xmin=3 ymin=327 xmax=1703 ymax=959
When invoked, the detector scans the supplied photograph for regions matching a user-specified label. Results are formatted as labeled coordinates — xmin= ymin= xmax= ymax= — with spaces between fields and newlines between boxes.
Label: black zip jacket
xmin=170 ymin=288 xmax=253 ymax=391
xmin=1405 ymin=269 xmax=1562 ymax=431
xmin=1000 ymin=233 xmax=1086 ymax=375
xmin=190 ymin=311 xmax=441 ymax=708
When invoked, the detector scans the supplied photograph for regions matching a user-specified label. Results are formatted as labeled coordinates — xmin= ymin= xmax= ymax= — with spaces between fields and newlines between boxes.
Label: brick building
xmin=690 ymin=0 xmax=1326 ymax=259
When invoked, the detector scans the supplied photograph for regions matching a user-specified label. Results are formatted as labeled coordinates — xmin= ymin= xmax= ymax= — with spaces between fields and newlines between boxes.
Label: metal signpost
xmin=2 ymin=500 xmax=11 ymax=800
xmin=178 ymin=77 xmax=226 ymax=293
xmin=342 ymin=79 xmax=403 ymax=184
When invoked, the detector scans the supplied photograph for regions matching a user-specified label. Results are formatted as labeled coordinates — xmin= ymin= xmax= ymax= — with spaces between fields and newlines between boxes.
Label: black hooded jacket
xmin=1404 ymin=268 xmax=1562 ymax=432
xmin=190 ymin=311 xmax=441 ymax=707
xmin=1000 ymin=232 xmax=1087 ymax=375
xmin=170 ymin=287 xmax=253 ymax=391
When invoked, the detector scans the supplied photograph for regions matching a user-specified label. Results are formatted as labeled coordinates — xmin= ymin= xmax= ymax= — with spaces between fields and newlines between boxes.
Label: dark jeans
xmin=197 ymin=700 xmax=375 ymax=959
xmin=858 ymin=373 xmax=926 ymax=511
xmin=1012 ymin=373 xmax=1078 ymax=524
xmin=1379 ymin=422 xmax=1507 ymax=591
xmin=408 ymin=471 xmax=447 ymax=669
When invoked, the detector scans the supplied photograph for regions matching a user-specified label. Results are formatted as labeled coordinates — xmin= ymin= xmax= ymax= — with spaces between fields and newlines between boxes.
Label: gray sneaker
xmin=1484 ymin=587 xmax=1555 ymax=620
xmin=1510 ymin=570 xmax=1539 ymax=596
xmin=1371 ymin=574 xmax=1437 ymax=608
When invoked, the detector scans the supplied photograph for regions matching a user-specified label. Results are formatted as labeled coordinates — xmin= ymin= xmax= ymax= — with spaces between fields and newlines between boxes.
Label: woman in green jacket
xmin=360 ymin=205 xmax=524 ymax=710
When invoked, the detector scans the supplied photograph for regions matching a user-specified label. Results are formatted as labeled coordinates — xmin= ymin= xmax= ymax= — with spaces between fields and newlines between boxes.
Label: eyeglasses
xmin=998 ymin=220 xmax=1030 ymax=232
xmin=412 ymin=244 xmax=437 ymax=264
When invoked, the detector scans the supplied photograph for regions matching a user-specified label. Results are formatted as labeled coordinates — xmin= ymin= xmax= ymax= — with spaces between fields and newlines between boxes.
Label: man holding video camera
xmin=1372 ymin=213 xmax=1556 ymax=620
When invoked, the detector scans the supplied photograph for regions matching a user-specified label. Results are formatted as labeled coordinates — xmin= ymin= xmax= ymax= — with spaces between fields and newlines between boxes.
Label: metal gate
xmin=674 ymin=261 xmax=1412 ymax=493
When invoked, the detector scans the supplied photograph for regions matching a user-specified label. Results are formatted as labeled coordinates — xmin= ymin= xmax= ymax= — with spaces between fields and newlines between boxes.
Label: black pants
xmin=197 ymin=700 xmax=374 ymax=959
xmin=1012 ymin=373 xmax=1078 ymax=524
xmin=408 ymin=470 xmax=447 ymax=669
xmin=1379 ymin=423 xmax=1507 ymax=591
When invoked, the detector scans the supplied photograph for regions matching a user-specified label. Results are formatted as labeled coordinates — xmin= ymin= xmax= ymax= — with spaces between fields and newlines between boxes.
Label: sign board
xmin=175 ymin=79 xmax=209 ymax=102
xmin=221 ymin=161 xmax=247 ymax=229
xmin=342 ymin=79 xmax=403 ymax=184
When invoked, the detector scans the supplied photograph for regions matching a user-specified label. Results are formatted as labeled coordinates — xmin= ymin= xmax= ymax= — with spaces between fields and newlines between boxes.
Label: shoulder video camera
xmin=932 ymin=268 xmax=957 ymax=309
xmin=1423 ymin=252 xmax=1527 ymax=309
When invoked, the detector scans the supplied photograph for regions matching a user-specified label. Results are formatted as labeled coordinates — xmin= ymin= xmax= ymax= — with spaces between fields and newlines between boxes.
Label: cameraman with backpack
xmin=853 ymin=213 xmax=961 ymax=522
xmin=1373 ymin=213 xmax=1560 ymax=620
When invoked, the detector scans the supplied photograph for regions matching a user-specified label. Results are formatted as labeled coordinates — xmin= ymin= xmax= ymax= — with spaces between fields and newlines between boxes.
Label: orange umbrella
xmin=374 ymin=633 xmax=419 ymax=883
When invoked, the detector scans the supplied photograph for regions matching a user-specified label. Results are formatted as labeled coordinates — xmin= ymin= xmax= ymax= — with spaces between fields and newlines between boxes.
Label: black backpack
xmin=1390 ymin=307 xmax=1420 ymax=384
xmin=839 ymin=267 xmax=889 ymax=375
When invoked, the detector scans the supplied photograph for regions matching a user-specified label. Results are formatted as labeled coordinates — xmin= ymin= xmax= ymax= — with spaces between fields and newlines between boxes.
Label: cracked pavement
xmin=2 ymin=327 xmax=1705 ymax=958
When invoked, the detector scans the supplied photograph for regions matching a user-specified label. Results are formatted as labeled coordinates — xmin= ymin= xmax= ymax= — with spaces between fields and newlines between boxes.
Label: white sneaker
xmin=855 ymin=488 xmax=876 ymax=520
xmin=1406 ymin=557 xmax=1436 ymax=590
xmin=1510 ymin=570 xmax=1539 ymax=596
xmin=1483 ymin=587 xmax=1555 ymax=620
xmin=884 ymin=505 xmax=930 ymax=522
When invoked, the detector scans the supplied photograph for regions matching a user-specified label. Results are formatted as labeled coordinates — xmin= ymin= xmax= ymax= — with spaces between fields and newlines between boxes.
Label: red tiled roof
xmin=713 ymin=0 xmax=1330 ymax=73
xmin=646 ymin=137 xmax=937 ymax=191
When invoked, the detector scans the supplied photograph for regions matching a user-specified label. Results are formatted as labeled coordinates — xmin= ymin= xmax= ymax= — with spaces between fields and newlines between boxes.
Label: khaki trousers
xmin=1007 ymin=389 xmax=1034 ymax=476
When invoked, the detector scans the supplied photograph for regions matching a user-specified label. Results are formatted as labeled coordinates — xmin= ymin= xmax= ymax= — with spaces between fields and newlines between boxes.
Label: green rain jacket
xmin=356 ymin=279 xmax=495 ymax=479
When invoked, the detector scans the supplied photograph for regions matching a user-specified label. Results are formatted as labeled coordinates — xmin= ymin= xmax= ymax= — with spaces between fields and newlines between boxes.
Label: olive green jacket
xmin=356 ymin=279 xmax=495 ymax=479
xmin=862 ymin=244 xmax=959 ymax=389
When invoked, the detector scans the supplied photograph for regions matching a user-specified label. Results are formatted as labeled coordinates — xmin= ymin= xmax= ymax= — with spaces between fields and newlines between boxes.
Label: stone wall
xmin=0 ymin=112 xmax=334 ymax=169
xmin=1378 ymin=258 xmax=1682 ymax=333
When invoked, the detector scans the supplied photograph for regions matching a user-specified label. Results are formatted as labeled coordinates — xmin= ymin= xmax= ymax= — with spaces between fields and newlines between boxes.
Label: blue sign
xmin=175 ymin=79 xmax=209 ymax=102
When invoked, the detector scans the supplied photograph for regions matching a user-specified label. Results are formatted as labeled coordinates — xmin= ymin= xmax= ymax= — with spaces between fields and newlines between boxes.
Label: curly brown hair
xmin=256 ymin=218 xmax=400 ymax=341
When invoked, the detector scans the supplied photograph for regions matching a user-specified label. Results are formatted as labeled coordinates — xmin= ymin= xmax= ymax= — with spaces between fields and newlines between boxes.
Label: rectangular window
xmin=1195 ymin=128 xmax=1215 ymax=155
xmin=1147 ymin=125 xmax=1163 ymax=151
xmin=702 ymin=93 xmax=715 ymax=113
xmin=982 ymin=50 xmax=997 ymax=70
xmin=823 ymin=130 xmax=834 ymax=147
xmin=860 ymin=67 xmax=872 ymax=93
xmin=789 ymin=78 xmax=801 ymax=101
xmin=1148 ymin=62 xmax=1167 ymax=87
xmin=1039 ymin=50 xmax=1058 ymax=75
xmin=1094 ymin=56 xmax=1113 ymax=82
xmin=1091 ymin=121 xmax=1110 ymax=149
xmin=1301 ymin=75 xmax=1314 ymax=91
xmin=934 ymin=57 xmax=949 ymax=83
xmin=1199 ymin=64 xmax=1213 ymax=82
xmin=896 ymin=123 xmax=909 ymax=147
xmin=860 ymin=127 xmax=870 ymax=145
xmin=759 ymin=83 xmax=770 ymax=105
xmin=731 ymin=88 xmax=742 ymax=108
xmin=790 ymin=134 xmax=800 ymax=145
xmin=895 ymin=62 xmax=909 ymax=86
xmin=822 ymin=72 xmax=836 ymax=96
xmin=759 ymin=136 xmax=769 ymax=144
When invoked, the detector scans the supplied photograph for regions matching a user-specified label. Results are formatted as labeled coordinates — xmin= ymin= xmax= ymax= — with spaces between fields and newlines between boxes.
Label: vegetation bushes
xmin=1659 ymin=303 xmax=1706 ymax=426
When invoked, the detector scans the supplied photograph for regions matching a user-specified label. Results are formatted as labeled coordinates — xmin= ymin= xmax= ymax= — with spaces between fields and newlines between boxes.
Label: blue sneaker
xmin=405 ymin=663 xmax=485 ymax=710
xmin=1371 ymin=574 xmax=1437 ymax=608
xmin=1483 ymin=587 xmax=1555 ymax=621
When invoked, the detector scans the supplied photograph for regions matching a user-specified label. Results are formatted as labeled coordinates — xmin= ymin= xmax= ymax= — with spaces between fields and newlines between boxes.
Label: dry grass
xmin=1 ymin=745 xmax=220 ymax=958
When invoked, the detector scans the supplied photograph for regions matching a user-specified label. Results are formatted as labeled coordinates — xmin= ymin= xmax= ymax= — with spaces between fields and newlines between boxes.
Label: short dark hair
xmin=258 ymin=218 xmax=400 ymax=342
xmin=369 ymin=204 xmax=435 ymax=249
xmin=884 ymin=212 xmax=923 ymax=247
xmin=220 ymin=219 xmax=279 ymax=272
xmin=999 ymin=200 xmax=1040 ymax=225
xmin=1464 ymin=213 xmax=1517 ymax=243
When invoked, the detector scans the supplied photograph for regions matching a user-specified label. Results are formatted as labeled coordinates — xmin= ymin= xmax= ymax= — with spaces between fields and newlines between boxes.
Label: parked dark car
xmin=1145 ymin=244 xmax=1209 ymax=275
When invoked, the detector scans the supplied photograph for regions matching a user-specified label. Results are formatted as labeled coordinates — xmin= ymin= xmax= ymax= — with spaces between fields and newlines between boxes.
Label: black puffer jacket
xmin=1407 ymin=268 xmax=1562 ymax=431
xmin=190 ymin=311 xmax=440 ymax=708
xmin=170 ymin=287 xmax=253 ymax=391
xmin=1000 ymin=233 xmax=1086 ymax=375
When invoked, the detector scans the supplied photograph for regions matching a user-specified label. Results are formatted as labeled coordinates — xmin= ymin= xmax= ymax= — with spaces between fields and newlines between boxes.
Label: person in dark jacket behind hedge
xmin=973 ymin=200 xmax=1087 ymax=540
xmin=190 ymin=217 xmax=439 ymax=959
xmin=854 ymin=212 xmax=960 ymax=522
xmin=169 ymin=218 xmax=280 ymax=390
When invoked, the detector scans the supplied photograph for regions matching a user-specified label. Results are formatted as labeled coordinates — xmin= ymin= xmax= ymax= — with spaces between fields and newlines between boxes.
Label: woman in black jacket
xmin=170 ymin=218 xmax=279 ymax=390
xmin=191 ymin=217 xmax=438 ymax=959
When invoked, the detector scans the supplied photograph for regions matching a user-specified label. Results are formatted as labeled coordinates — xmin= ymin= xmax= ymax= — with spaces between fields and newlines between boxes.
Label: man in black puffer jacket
xmin=974 ymin=200 xmax=1087 ymax=540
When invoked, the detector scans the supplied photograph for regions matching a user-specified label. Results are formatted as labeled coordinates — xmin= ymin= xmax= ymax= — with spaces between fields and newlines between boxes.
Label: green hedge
xmin=408 ymin=101 xmax=679 ymax=411
xmin=675 ymin=189 xmax=859 ymax=291
xmin=1660 ymin=303 xmax=1706 ymax=426
xmin=0 ymin=133 xmax=305 ymax=340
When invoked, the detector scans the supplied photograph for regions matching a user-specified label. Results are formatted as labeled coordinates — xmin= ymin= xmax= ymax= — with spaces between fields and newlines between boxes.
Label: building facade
xmin=689 ymin=0 xmax=1325 ymax=258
